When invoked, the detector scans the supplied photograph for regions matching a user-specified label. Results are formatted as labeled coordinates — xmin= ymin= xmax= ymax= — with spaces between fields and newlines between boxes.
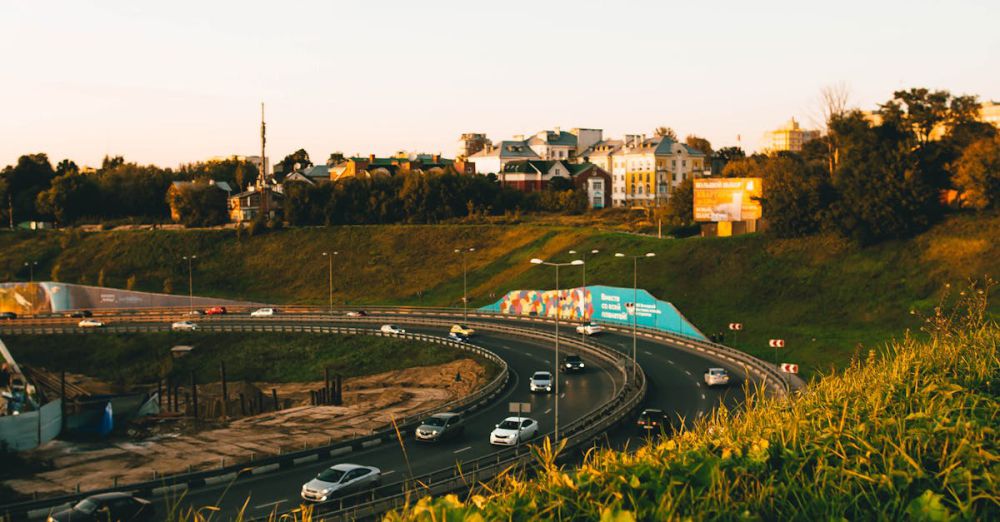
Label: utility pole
xmin=7 ymin=195 xmax=13 ymax=230
xmin=260 ymin=102 xmax=267 ymax=184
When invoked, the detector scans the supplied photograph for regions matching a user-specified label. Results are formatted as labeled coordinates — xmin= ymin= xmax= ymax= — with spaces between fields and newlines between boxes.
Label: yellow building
xmin=612 ymin=135 xmax=706 ymax=208
xmin=762 ymin=117 xmax=821 ymax=152
xmin=980 ymin=101 xmax=1000 ymax=128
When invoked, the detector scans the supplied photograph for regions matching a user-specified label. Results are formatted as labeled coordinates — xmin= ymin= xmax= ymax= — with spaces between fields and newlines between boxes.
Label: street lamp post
xmin=567 ymin=249 xmax=599 ymax=287
xmin=529 ymin=257 xmax=583 ymax=443
xmin=615 ymin=252 xmax=656 ymax=383
xmin=182 ymin=255 xmax=197 ymax=313
xmin=24 ymin=261 xmax=38 ymax=283
xmin=455 ymin=248 xmax=475 ymax=321
xmin=322 ymin=251 xmax=338 ymax=312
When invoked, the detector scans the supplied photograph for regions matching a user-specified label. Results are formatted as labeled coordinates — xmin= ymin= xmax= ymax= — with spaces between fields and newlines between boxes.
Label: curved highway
xmin=1 ymin=309 xmax=763 ymax=520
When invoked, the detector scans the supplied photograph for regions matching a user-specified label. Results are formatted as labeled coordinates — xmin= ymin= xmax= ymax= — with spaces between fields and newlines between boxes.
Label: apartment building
xmin=608 ymin=135 xmax=706 ymax=208
xmin=762 ymin=117 xmax=821 ymax=152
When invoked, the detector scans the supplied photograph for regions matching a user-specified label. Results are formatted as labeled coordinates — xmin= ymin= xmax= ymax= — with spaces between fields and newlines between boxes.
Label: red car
xmin=204 ymin=306 xmax=227 ymax=315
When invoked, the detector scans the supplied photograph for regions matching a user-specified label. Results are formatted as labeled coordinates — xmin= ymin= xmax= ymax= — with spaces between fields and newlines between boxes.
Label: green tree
xmin=953 ymin=135 xmax=1000 ymax=210
xmin=35 ymin=172 xmax=100 ymax=224
xmin=275 ymin=149 xmax=312 ymax=181
xmin=654 ymin=127 xmax=677 ymax=140
xmin=165 ymin=184 xmax=228 ymax=227
xmin=684 ymin=135 xmax=713 ymax=157
xmin=0 ymin=153 xmax=56 ymax=221
xmin=663 ymin=178 xmax=694 ymax=226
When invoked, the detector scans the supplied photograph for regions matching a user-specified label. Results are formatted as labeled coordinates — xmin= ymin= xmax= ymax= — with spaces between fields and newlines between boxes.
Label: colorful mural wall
xmin=0 ymin=282 xmax=250 ymax=314
xmin=481 ymin=285 xmax=707 ymax=340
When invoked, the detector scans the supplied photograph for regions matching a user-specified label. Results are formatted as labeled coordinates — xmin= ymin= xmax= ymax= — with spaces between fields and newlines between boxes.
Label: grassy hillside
xmin=387 ymin=292 xmax=1000 ymax=521
xmin=1 ymin=212 xmax=998 ymax=374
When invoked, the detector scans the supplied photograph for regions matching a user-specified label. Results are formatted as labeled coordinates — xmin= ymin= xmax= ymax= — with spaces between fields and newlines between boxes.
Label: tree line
xmin=662 ymin=88 xmax=1000 ymax=244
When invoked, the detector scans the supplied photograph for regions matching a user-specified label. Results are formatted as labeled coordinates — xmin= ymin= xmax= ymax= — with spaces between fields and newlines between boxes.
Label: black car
xmin=562 ymin=354 xmax=585 ymax=373
xmin=67 ymin=310 xmax=93 ymax=318
xmin=47 ymin=492 xmax=154 ymax=521
xmin=636 ymin=408 xmax=671 ymax=434
xmin=0 ymin=311 xmax=16 ymax=320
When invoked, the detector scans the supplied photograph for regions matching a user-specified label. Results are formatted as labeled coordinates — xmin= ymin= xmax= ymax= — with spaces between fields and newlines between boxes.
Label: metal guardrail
xmin=0 ymin=326 xmax=512 ymax=521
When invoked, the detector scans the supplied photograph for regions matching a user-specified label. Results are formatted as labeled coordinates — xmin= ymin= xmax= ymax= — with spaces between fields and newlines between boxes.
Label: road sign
xmin=728 ymin=323 xmax=743 ymax=331
xmin=780 ymin=363 xmax=799 ymax=374
xmin=769 ymin=339 xmax=785 ymax=348
xmin=509 ymin=402 xmax=531 ymax=414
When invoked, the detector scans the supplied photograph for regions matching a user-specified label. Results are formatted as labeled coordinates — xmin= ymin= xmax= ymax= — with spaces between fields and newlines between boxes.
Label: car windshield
xmin=566 ymin=356 xmax=582 ymax=363
xmin=423 ymin=417 xmax=447 ymax=427
xmin=710 ymin=369 xmax=726 ymax=375
xmin=498 ymin=420 xmax=521 ymax=429
xmin=533 ymin=372 xmax=551 ymax=380
xmin=316 ymin=468 xmax=347 ymax=483
xmin=641 ymin=410 xmax=663 ymax=418
xmin=74 ymin=499 xmax=99 ymax=514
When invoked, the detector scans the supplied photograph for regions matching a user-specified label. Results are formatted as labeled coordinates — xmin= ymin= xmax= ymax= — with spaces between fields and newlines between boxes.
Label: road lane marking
xmin=254 ymin=499 xmax=287 ymax=510
xmin=524 ymin=352 xmax=534 ymax=358
xmin=701 ymin=394 xmax=706 ymax=400
xmin=382 ymin=470 xmax=396 ymax=476
xmin=544 ymin=408 xmax=552 ymax=414
xmin=560 ymin=393 xmax=566 ymax=398
xmin=667 ymin=359 xmax=675 ymax=364
xmin=453 ymin=446 xmax=472 ymax=454
xmin=684 ymin=370 xmax=691 ymax=376
xmin=643 ymin=350 xmax=653 ymax=356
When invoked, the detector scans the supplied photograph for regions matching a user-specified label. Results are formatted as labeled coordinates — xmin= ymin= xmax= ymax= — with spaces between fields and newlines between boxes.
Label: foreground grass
xmin=1 ymin=212 xmax=998 ymax=375
xmin=4 ymin=333 xmax=469 ymax=386
xmin=388 ymin=287 xmax=1000 ymax=521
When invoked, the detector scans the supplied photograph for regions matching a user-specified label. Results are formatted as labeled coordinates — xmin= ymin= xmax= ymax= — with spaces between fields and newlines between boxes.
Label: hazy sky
xmin=2 ymin=0 xmax=998 ymax=169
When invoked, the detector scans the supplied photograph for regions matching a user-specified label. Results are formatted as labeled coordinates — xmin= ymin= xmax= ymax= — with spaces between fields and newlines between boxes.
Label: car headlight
xmin=579 ymin=363 xmax=585 ymax=368
xmin=546 ymin=386 xmax=551 ymax=391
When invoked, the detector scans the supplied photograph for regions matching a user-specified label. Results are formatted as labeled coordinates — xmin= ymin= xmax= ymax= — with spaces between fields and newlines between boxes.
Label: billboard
xmin=693 ymin=177 xmax=763 ymax=222
xmin=0 ymin=282 xmax=251 ymax=314
xmin=480 ymin=285 xmax=707 ymax=340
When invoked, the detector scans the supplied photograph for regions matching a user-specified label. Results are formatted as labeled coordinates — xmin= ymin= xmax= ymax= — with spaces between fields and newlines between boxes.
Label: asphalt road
xmin=167 ymin=323 xmax=624 ymax=520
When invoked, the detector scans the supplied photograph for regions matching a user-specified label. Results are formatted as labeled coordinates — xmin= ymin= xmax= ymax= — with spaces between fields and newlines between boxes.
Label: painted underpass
xmin=480 ymin=285 xmax=707 ymax=340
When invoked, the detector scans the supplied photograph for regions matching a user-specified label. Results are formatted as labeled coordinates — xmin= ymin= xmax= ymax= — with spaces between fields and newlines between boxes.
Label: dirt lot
xmin=4 ymin=358 xmax=486 ymax=497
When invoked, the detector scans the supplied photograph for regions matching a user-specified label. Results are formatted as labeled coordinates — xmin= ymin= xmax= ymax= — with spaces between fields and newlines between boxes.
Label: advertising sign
xmin=481 ymin=285 xmax=707 ymax=340
xmin=693 ymin=177 xmax=763 ymax=222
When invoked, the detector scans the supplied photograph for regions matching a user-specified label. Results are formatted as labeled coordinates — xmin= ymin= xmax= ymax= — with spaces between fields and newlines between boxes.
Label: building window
xmin=672 ymin=160 xmax=676 ymax=167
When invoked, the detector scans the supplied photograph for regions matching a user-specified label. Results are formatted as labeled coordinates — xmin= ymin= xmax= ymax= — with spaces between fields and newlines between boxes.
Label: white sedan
xmin=301 ymin=464 xmax=381 ymax=502
xmin=250 ymin=308 xmax=276 ymax=317
xmin=380 ymin=324 xmax=406 ymax=334
xmin=704 ymin=368 xmax=730 ymax=387
xmin=78 ymin=319 xmax=105 ymax=328
xmin=490 ymin=417 xmax=539 ymax=446
xmin=529 ymin=371 xmax=553 ymax=393
xmin=171 ymin=321 xmax=198 ymax=331
xmin=576 ymin=322 xmax=603 ymax=336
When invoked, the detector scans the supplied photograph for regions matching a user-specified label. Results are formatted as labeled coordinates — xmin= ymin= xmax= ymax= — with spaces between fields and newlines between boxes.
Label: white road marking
xmin=684 ymin=370 xmax=691 ymax=376
xmin=667 ymin=359 xmax=675 ymax=364
xmin=643 ymin=350 xmax=653 ymax=356
xmin=525 ymin=352 xmax=534 ymax=358
xmin=696 ymin=382 xmax=702 ymax=387
xmin=254 ymin=499 xmax=287 ymax=510
xmin=544 ymin=408 xmax=552 ymax=414
xmin=560 ymin=393 xmax=566 ymax=398
xmin=701 ymin=394 xmax=706 ymax=400
xmin=453 ymin=446 xmax=472 ymax=454
xmin=382 ymin=470 xmax=396 ymax=476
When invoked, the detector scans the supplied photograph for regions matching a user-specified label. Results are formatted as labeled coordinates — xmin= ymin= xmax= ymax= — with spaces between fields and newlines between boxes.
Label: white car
xmin=301 ymin=463 xmax=381 ymax=502
xmin=78 ymin=319 xmax=105 ymax=328
xmin=490 ymin=417 xmax=539 ymax=446
xmin=250 ymin=308 xmax=276 ymax=317
xmin=529 ymin=371 xmax=553 ymax=393
xmin=171 ymin=321 xmax=198 ymax=331
xmin=576 ymin=322 xmax=603 ymax=336
xmin=704 ymin=368 xmax=730 ymax=387
xmin=380 ymin=324 xmax=405 ymax=334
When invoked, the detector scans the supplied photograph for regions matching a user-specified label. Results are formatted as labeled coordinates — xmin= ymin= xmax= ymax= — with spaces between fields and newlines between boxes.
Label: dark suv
xmin=636 ymin=408 xmax=670 ymax=434
xmin=562 ymin=354 xmax=585 ymax=373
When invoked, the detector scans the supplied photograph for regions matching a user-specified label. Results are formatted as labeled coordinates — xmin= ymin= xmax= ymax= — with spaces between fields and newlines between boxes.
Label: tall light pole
xmin=24 ymin=261 xmax=38 ymax=283
xmin=615 ymin=252 xmax=655 ymax=383
xmin=182 ymin=255 xmax=197 ymax=313
xmin=568 ymin=249 xmax=599 ymax=287
xmin=322 ymin=251 xmax=338 ymax=312
xmin=530 ymin=257 xmax=583 ymax=443
xmin=455 ymin=248 xmax=475 ymax=321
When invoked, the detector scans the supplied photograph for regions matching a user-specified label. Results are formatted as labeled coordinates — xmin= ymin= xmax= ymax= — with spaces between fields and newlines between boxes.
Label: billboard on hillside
xmin=693 ymin=177 xmax=763 ymax=222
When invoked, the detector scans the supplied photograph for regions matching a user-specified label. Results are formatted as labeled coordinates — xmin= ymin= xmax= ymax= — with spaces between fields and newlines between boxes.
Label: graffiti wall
xmin=481 ymin=285 xmax=707 ymax=340
xmin=0 ymin=282 xmax=251 ymax=314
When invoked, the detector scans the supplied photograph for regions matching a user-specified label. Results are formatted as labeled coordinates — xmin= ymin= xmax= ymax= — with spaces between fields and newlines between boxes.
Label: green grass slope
xmin=387 ymin=292 xmax=1000 ymax=521
xmin=1 ymin=212 xmax=998 ymax=375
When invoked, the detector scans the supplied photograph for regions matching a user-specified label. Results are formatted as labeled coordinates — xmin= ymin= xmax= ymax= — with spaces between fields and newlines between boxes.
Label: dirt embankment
xmin=4 ymin=358 xmax=487 ymax=497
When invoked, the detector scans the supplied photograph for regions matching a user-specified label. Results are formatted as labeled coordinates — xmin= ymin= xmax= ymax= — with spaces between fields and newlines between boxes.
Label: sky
xmin=2 ymin=0 xmax=998 ymax=169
